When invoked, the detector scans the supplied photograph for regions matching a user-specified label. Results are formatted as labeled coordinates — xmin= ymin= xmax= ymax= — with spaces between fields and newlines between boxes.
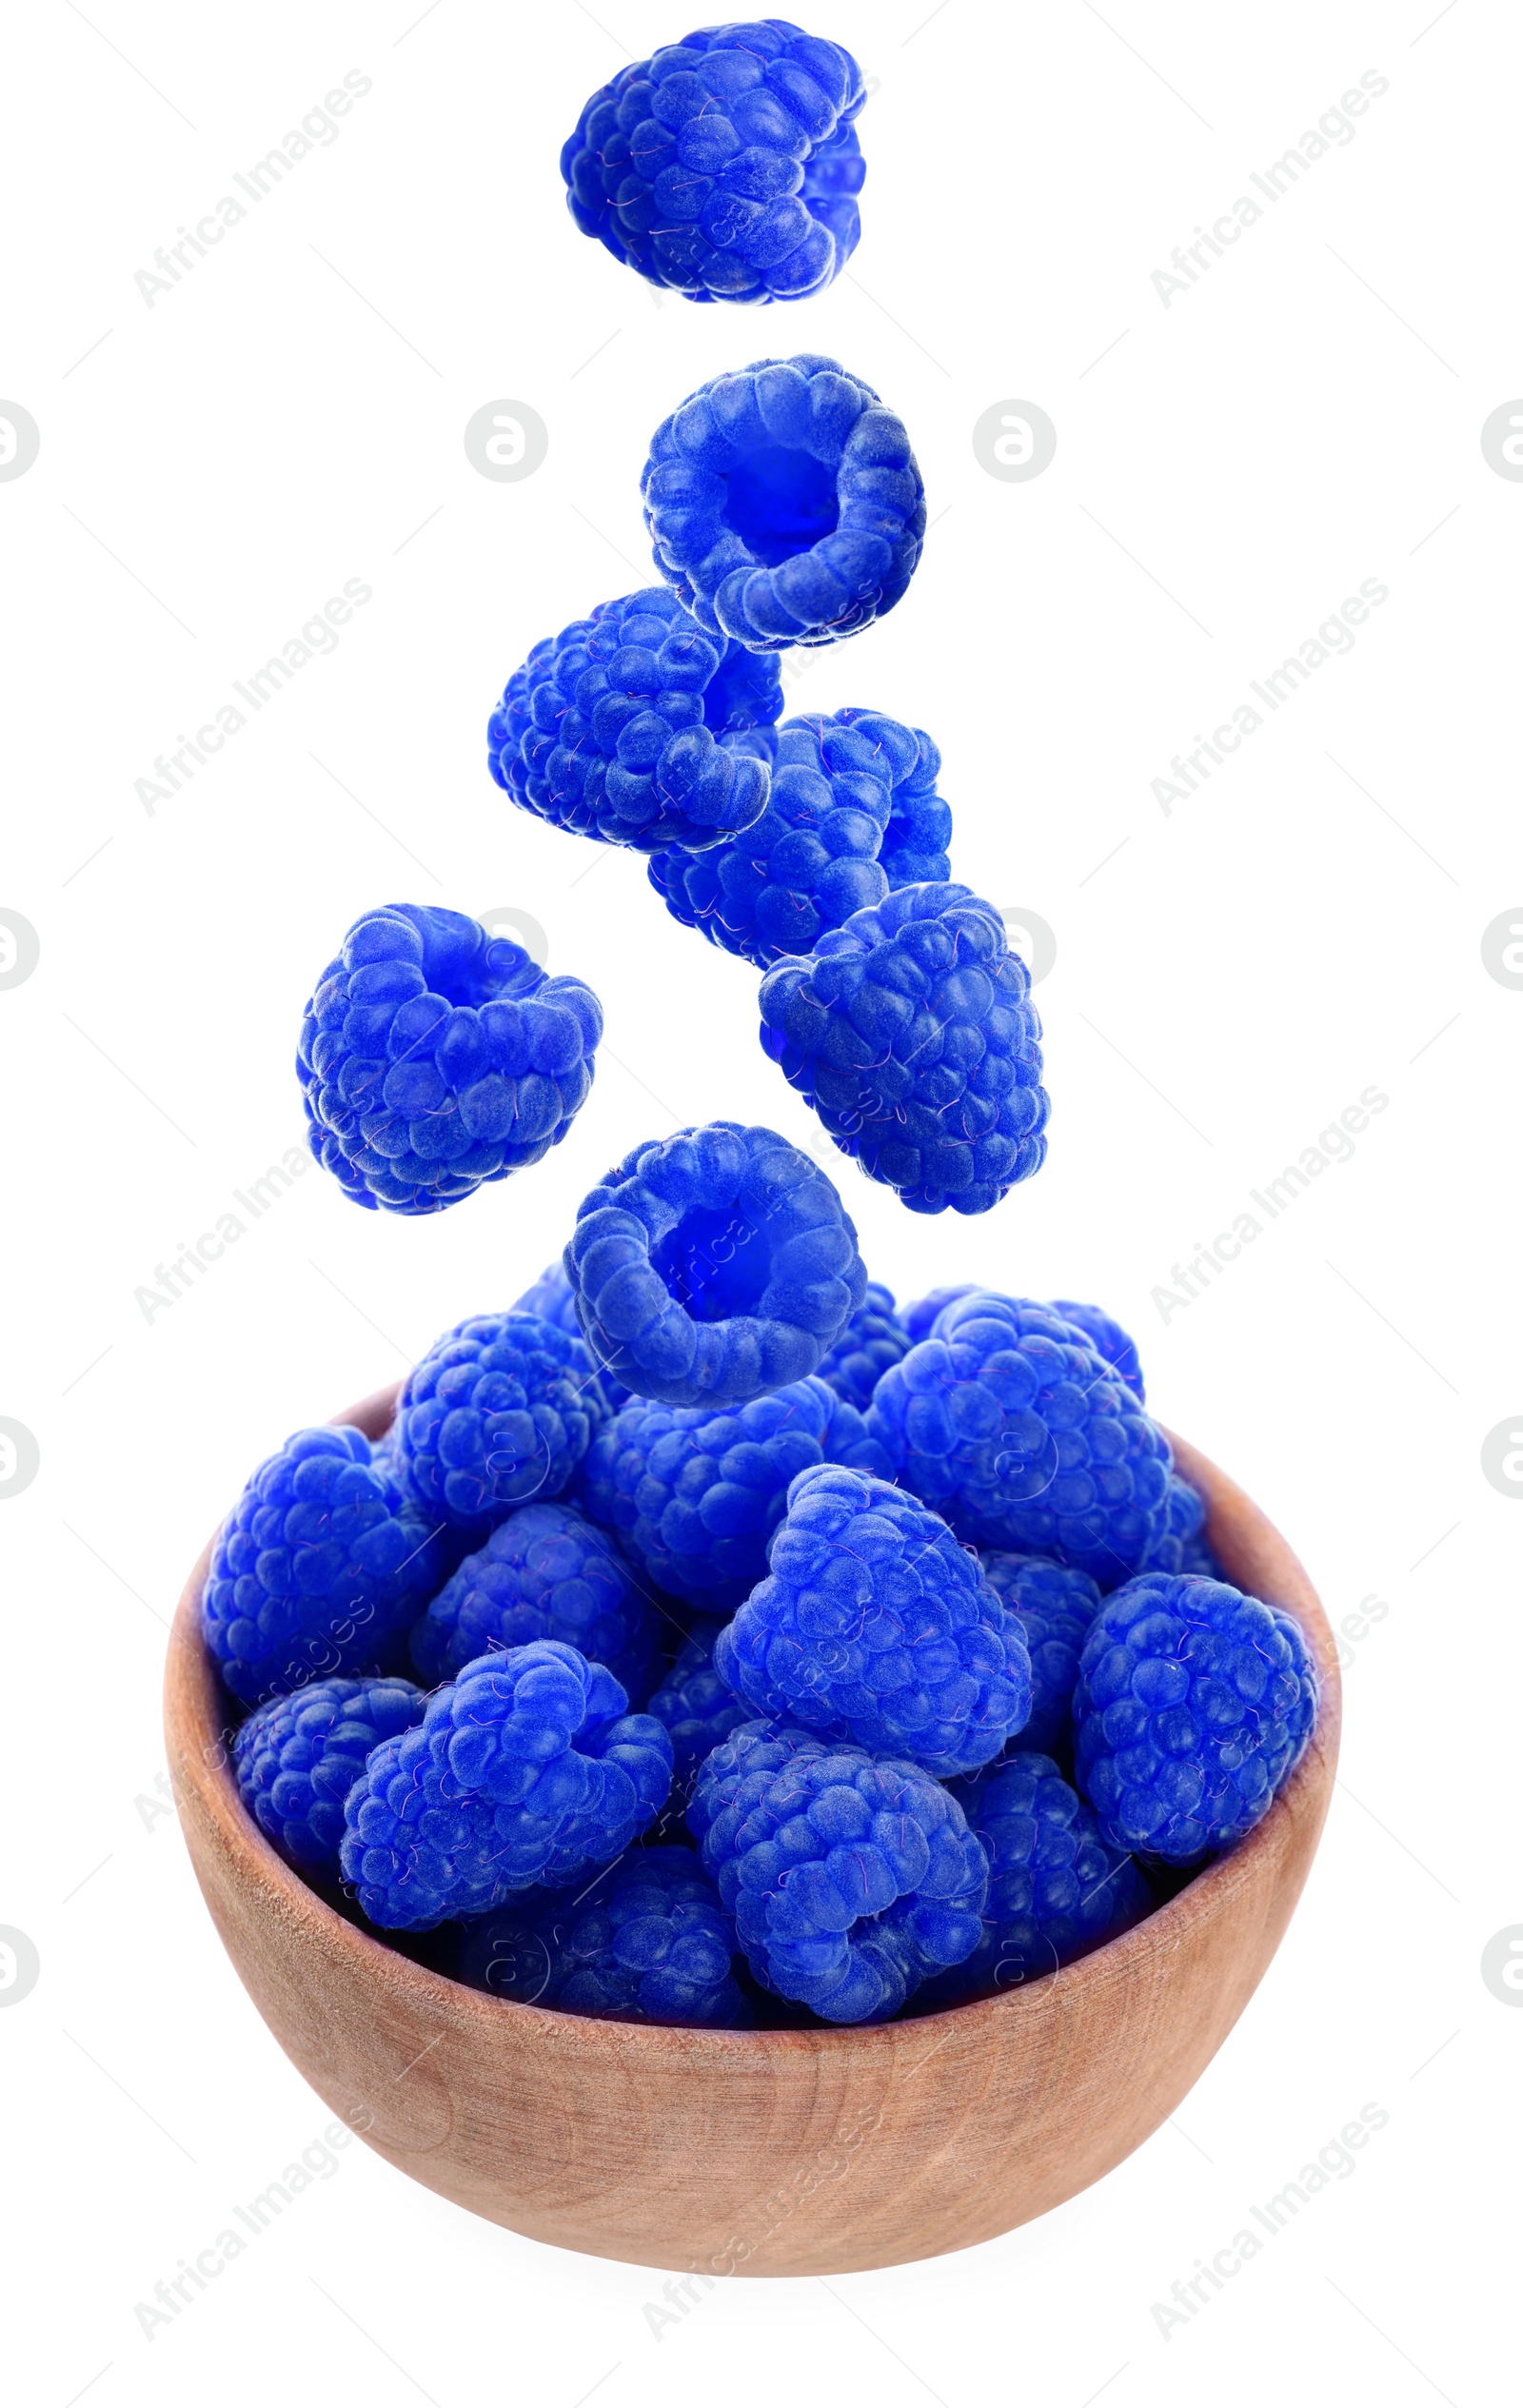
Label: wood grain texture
xmin=164 ymin=1386 xmax=1341 ymax=2275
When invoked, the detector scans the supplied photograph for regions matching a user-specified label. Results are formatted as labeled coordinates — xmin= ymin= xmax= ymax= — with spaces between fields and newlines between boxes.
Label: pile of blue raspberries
xmin=215 ymin=1152 xmax=1319 ymax=2028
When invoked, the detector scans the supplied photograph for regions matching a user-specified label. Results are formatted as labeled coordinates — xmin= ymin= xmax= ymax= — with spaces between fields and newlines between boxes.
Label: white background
xmin=2 ymin=1 xmax=1517 ymax=2401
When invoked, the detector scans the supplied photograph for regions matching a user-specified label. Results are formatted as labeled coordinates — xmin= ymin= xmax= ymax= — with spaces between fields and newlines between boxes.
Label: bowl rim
xmin=167 ymin=1384 xmax=1341 ymax=2063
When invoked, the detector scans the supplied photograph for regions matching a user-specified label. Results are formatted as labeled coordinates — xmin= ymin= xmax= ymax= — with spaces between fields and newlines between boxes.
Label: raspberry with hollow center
xmin=298 ymin=902 xmax=602 ymax=1215
xmin=565 ymin=1118 xmax=867 ymax=1409
xmin=643 ymin=353 xmax=924 ymax=650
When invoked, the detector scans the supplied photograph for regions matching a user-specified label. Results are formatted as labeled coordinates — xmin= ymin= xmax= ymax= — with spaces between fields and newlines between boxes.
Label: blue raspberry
xmin=459 ymin=1846 xmax=748 ymax=2026
xmin=901 ymin=1284 xmax=976 ymax=1344
xmin=903 ymin=1290 xmax=1138 ymax=1371
xmin=716 ymin=1463 xmax=1032 ymax=1776
xmin=685 ymin=1713 xmax=817 ymax=1840
xmin=407 ymin=1501 xmax=662 ymax=1699
xmin=645 ymin=1620 xmax=750 ymax=1780
xmin=395 ymin=1313 xmax=607 ymax=1542
xmin=202 ymin=1428 xmax=449 ymax=1708
xmin=562 ymin=23 xmax=867 ymax=306
xmin=811 ymin=1278 xmax=912 ymax=1411
xmin=723 ymin=720 xmax=782 ymax=769
xmin=1137 ymin=1474 xmax=1210 ymax=1577
xmin=578 ymin=1372 xmax=884 ymax=1615
xmin=647 ymin=709 xmax=945 ymax=969
xmin=339 ymin=1641 xmax=674 ymax=1928
xmin=759 ymin=884 xmax=1049 ymax=1214
xmin=512 ymin=1262 xmax=631 ymax=1411
xmin=1180 ymin=1529 xmax=1228 ymax=1581
xmin=565 ymin=1119 xmax=867 ymax=1408
xmin=367 ymin=1425 xmax=403 ymax=1484
xmin=916 ymin=1753 xmax=1150 ymax=2008
xmin=867 ymin=1293 xmax=1174 ymax=1584
xmin=979 ymin=1551 xmax=1102 ymax=1756
xmin=1050 ymin=1299 xmax=1145 ymax=1402
xmin=907 ymin=1289 xmax=1133 ymax=1380
xmin=298 ymin=903 xmax=603 ymax=1215
xmin=510 ymin=1260 xmax=582 ymax=1333
xmin=643 ymin=353 xmax=925 ymax=650
xmin=488 ymin=587 xmax=781 ymax=854
xmin=1074 ymin=1573 xmax=1319 ymax=1865
xmin=879 ymin=722 xmax=952 ymax=888
xmin=234 ymin=1675 xmax=426 ymax=1879
xmin=693 ymin=1722 xmax=988 ymax=2021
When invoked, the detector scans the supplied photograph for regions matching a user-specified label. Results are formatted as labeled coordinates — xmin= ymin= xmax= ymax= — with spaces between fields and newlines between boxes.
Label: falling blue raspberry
xmin=979 ymin=1551 xmax=1102 ymax=1756
xmin=395 ymin=1313 xmax=607 ymax=1542
xmin=339 ymin=1641 xmax=673 ymax=1928
xmin=916 ymin=1753 xmax=1150 ymax=2008
xmin=488 ymin=587 xmax=781 ymax=853
xmin=408 ymin=1500 xmax=663 ymax=1699
xmin=643 ymin=353 xmax=925 ymax=650
xmin=298 ymin=903 xmax=603 ymax=1215
xmin=1050 ymin=1299 xmax=1145 ymax=1402
xmin=867 ymin=1293 xmax=1174 ymax=1583
xmin=647 ymin=709 xmax=947 ymax=968
xmin=760 ymin=883 xmax=1050 ymax=1214
xmin=645 ymin=1619 xmax=750 ymax=1781
xmin=202 ymin=1427 xmax=449 ymax=1708
xmin=459 ymin=1845 xmax=749 ymax=2026
xmin=716 ymin=1463 xmax=1032 ymax=1776
xmin=693 ymin=1720 xmax=988 ymax=2022
xmin=234 ymin=1675 xmax=426 ymax=1879
xmin=1074 ymin=1573 xmax=1319 ymax=1865
xmin=578 ymin=1371 xmax=884 ymax=1616
xmin=562 ymin=22 xmax=867 ymax=305
xmin=811 ymin=1278 xmax=912 ymax=1412
xmin=565 ymin=1119 xmax=867 ymax=1409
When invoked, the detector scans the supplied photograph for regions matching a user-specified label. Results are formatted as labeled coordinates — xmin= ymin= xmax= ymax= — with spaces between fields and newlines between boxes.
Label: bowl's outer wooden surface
xmin=165 ymin=1385 xmax=1341 ymax=2275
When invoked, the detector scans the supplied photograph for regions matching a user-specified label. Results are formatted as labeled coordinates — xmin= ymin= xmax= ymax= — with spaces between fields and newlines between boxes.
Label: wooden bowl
xmin=165 ymin=1387 xmax=1340 ymax=2276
